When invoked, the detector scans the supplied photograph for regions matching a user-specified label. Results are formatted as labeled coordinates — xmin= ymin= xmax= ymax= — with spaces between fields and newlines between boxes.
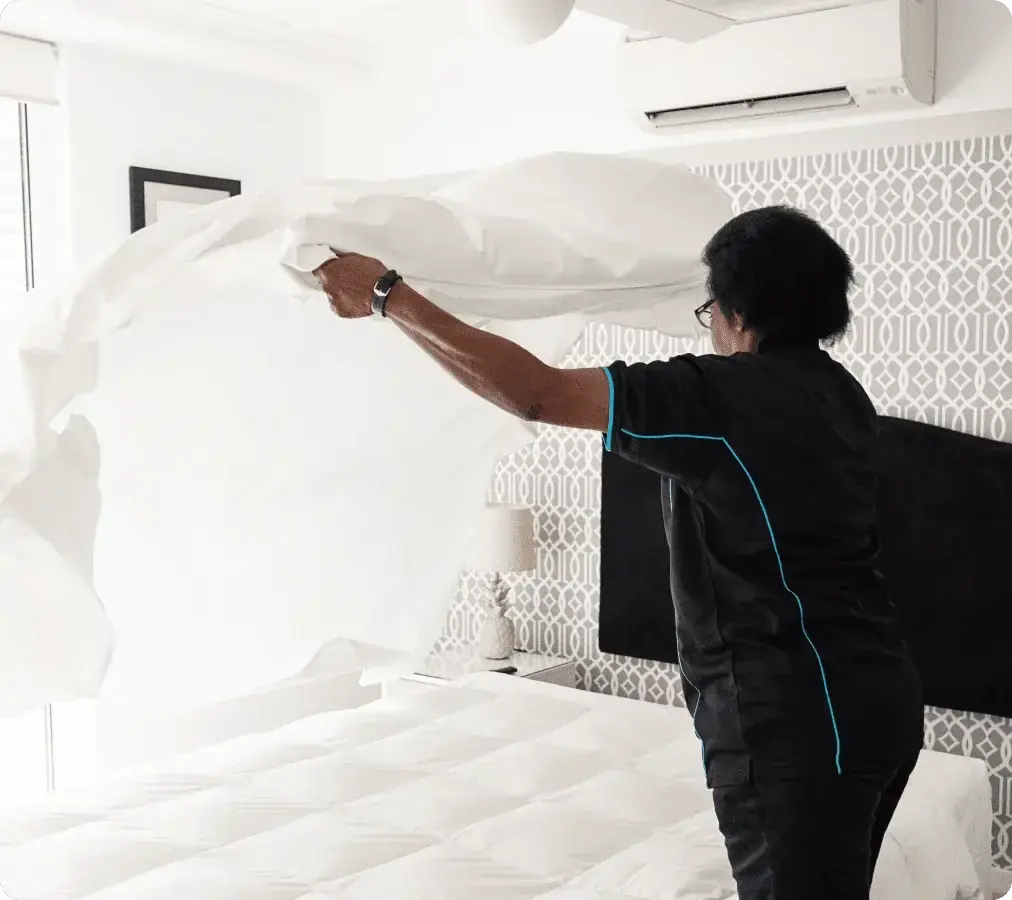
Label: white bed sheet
xmin=0 ymin=151 xmax=732 ymax=711
xmin=0 ymin=675 xmax=991 ymax=900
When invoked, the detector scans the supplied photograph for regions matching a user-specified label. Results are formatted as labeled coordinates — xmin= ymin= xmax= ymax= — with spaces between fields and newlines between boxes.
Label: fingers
xmin=313 ymin=252 xmax=363 ymax=276
xmin=311 ymin=254 xmax=384 ymax=319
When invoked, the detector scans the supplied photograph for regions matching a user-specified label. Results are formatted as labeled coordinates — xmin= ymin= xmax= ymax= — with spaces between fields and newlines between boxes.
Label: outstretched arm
xmin=387 ymin=282 xmax=609 ymax=430
xmin=315 ymin=254 xmax=610 ymax=432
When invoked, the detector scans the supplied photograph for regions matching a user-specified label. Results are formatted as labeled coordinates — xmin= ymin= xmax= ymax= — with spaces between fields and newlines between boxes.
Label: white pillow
xmin=283 ymin=151 xmax=732 ymax=330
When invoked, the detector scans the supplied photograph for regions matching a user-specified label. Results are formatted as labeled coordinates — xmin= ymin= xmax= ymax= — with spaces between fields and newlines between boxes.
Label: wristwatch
xmin=372 ymin=270 xmax=403 ymax=318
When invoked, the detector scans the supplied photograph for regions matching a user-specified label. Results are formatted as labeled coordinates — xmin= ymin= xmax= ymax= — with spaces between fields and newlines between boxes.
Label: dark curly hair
xmin=702 ymin=205 xmax=855 ymax=345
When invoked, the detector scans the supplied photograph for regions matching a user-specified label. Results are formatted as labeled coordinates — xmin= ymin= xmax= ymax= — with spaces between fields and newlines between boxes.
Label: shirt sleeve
xmin=602 ymin=356 xmax=723 ymax=485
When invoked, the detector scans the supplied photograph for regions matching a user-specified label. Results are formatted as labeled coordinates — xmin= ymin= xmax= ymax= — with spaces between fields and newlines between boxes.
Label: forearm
xmin=385 ymin=282 xmax=550 ymax=421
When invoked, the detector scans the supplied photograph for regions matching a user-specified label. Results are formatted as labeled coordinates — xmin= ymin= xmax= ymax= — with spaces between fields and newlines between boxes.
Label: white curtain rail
xmin=0 ymin=32 xmax=59 ymax=106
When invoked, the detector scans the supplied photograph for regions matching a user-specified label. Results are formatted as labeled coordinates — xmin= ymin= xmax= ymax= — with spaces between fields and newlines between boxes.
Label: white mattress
xmin=0 ymin=675 xmax=991 ymax=900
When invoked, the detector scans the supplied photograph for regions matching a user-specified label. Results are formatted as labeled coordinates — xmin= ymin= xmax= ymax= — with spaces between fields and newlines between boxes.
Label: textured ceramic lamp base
xmin=478 ymin=611 xmax=516 ymax=660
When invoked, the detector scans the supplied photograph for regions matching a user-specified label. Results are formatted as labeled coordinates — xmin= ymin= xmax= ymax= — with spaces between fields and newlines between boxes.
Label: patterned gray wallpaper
xmin=437 ymin=133 xmax=1012 ymax=869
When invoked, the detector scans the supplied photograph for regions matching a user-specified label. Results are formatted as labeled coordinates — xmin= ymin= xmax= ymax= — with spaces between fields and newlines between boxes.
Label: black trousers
xmin=712 ymin=756 xmax=919 ymax=900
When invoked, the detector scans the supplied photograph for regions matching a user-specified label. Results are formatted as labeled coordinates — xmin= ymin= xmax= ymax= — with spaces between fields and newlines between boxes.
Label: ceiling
xmin=0 ymin=0 xmax=376 ymax=82
xmin=0 ymin=0 xmax=883 ymax=43
xmin=679 ymin=0 xmax=878 ymax=22
xmin=159 ymin=0 xmax=466 ymax=40
xmin=0 ymin=0 xmax=883 ymax=81
xmin=143 ymin=0 xmax=881 ymax=31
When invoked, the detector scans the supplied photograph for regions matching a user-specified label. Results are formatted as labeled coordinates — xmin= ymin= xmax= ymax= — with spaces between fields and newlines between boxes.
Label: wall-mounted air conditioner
xmin=618 ymin=0 xmax=937 ymax=131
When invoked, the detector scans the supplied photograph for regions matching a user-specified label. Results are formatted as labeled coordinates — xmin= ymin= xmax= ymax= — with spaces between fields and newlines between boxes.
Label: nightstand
xmin=381 ymin=648 xmax=578 ymax=699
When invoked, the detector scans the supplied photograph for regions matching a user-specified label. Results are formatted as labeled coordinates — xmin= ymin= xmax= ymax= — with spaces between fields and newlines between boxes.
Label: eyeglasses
xmin=695 ymin=299 xmax=716 ymax=330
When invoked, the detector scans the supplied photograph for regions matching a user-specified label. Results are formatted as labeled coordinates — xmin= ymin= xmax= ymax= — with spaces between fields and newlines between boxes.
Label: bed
xmin=0 ymin=673 xmax=991 ymax=900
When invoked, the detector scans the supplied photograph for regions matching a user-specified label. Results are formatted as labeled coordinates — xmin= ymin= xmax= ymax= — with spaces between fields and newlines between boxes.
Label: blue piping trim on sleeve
xmin=602 ymin=367 xmax=616 ymax=453
xmin=631 ymin=428 xmax=843 ymax=776
xmin=624 ymin=430 xmax=725 ymax=443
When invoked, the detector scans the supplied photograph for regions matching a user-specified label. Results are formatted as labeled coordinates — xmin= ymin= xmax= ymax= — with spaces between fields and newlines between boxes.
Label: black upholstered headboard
xmin=599 ymin=416 xmax=1012 ymax=719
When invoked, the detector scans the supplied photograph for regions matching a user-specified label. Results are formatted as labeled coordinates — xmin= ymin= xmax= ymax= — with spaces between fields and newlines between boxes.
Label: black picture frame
xmin=129 ymin=166 xmax=242 ymax=233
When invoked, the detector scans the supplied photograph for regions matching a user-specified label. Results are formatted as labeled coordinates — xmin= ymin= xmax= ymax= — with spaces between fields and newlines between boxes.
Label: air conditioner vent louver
xmin=647 ymin=87 xmax=855 ymax=128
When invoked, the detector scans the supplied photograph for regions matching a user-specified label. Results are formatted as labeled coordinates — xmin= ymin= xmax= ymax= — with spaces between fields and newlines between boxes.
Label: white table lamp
xmin=466 ymin=505 xmax=537 ymax=659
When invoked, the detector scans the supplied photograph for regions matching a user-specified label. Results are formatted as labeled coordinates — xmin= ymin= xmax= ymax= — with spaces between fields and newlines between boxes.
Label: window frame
xmin=7 ymin=98 xmax=56 ymax=794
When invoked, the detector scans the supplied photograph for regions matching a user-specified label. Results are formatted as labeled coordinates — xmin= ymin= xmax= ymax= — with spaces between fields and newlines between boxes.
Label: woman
xmin=315 ymin=204 xmax=924 ymax=900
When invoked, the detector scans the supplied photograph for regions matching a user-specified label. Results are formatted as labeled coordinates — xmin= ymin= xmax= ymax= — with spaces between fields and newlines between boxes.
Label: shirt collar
xmin=757 ymin=335 xmax=820 ymax=354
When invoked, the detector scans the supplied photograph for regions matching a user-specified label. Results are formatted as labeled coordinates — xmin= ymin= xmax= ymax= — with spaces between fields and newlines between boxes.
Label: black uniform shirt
xmin=604 ymin=340 xmax=919 ymax=786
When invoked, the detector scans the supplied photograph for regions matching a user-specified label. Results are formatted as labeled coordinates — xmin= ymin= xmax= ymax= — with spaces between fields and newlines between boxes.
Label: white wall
xmin=323 ymin=0 xmax=1012 ymax=179
xmin=60 ymin=45 xmax=324 ymax=270
xmin=321 ymin=13 xmax=636 ymax=180
xmin=37 ymin=45 xmax=328 ymax=788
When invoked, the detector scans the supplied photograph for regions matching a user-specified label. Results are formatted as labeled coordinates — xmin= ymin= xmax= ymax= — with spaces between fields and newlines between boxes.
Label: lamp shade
xmin=466 ymin=505 xmax=537 ymax=573
xmin=464 ymin=0 xmax=577 ymax=45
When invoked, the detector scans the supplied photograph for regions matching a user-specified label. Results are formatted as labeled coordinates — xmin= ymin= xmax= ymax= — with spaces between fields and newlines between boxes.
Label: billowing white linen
xmin=0 ymin=676 xmax=989 ymax=900
xmin=0 ymin=153 xmax=731 ymax=706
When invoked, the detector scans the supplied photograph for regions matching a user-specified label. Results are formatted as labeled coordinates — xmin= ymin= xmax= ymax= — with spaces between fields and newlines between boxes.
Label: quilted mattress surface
xmin=0 ymin=674 xmax=991 ymax=900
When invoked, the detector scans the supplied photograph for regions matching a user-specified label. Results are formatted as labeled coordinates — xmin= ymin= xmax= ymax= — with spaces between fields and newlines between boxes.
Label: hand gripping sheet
xmin=0 ymin=152 xmax=731 ymax=707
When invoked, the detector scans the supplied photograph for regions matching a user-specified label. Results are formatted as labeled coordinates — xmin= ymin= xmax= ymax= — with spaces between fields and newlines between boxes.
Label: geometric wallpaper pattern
xmin=437 ymin=133 xmax=1012 ymax=869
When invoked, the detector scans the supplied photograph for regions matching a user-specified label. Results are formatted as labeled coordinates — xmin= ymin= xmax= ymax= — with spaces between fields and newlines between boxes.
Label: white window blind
xmin=0 ymin=97 xmax=28 ymax=299
xmin=0 ymin=95 xmax=49 ymax=803
xmin=0 ymin=33 xmax=58 ymax=105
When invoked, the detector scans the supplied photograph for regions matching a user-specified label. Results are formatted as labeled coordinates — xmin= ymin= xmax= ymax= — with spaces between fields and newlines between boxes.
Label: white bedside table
xmin=382 ymin=648 xmax=578 ymax=699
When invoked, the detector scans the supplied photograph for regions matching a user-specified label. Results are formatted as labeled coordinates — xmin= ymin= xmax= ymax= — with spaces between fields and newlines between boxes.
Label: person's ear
xmin=732 ymin=312 xmax=748 ymax=332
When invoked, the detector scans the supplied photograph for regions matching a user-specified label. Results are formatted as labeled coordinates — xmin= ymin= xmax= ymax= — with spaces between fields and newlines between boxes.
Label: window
xmin=0 ymin=97 xmax=53 ymax=804
xmin=0 ymin=99 xmax=32 ymax=297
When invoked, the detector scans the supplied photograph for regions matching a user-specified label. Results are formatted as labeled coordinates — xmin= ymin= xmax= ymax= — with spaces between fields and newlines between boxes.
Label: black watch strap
xmin=372 ymin=270 xmax=403 ymax=317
